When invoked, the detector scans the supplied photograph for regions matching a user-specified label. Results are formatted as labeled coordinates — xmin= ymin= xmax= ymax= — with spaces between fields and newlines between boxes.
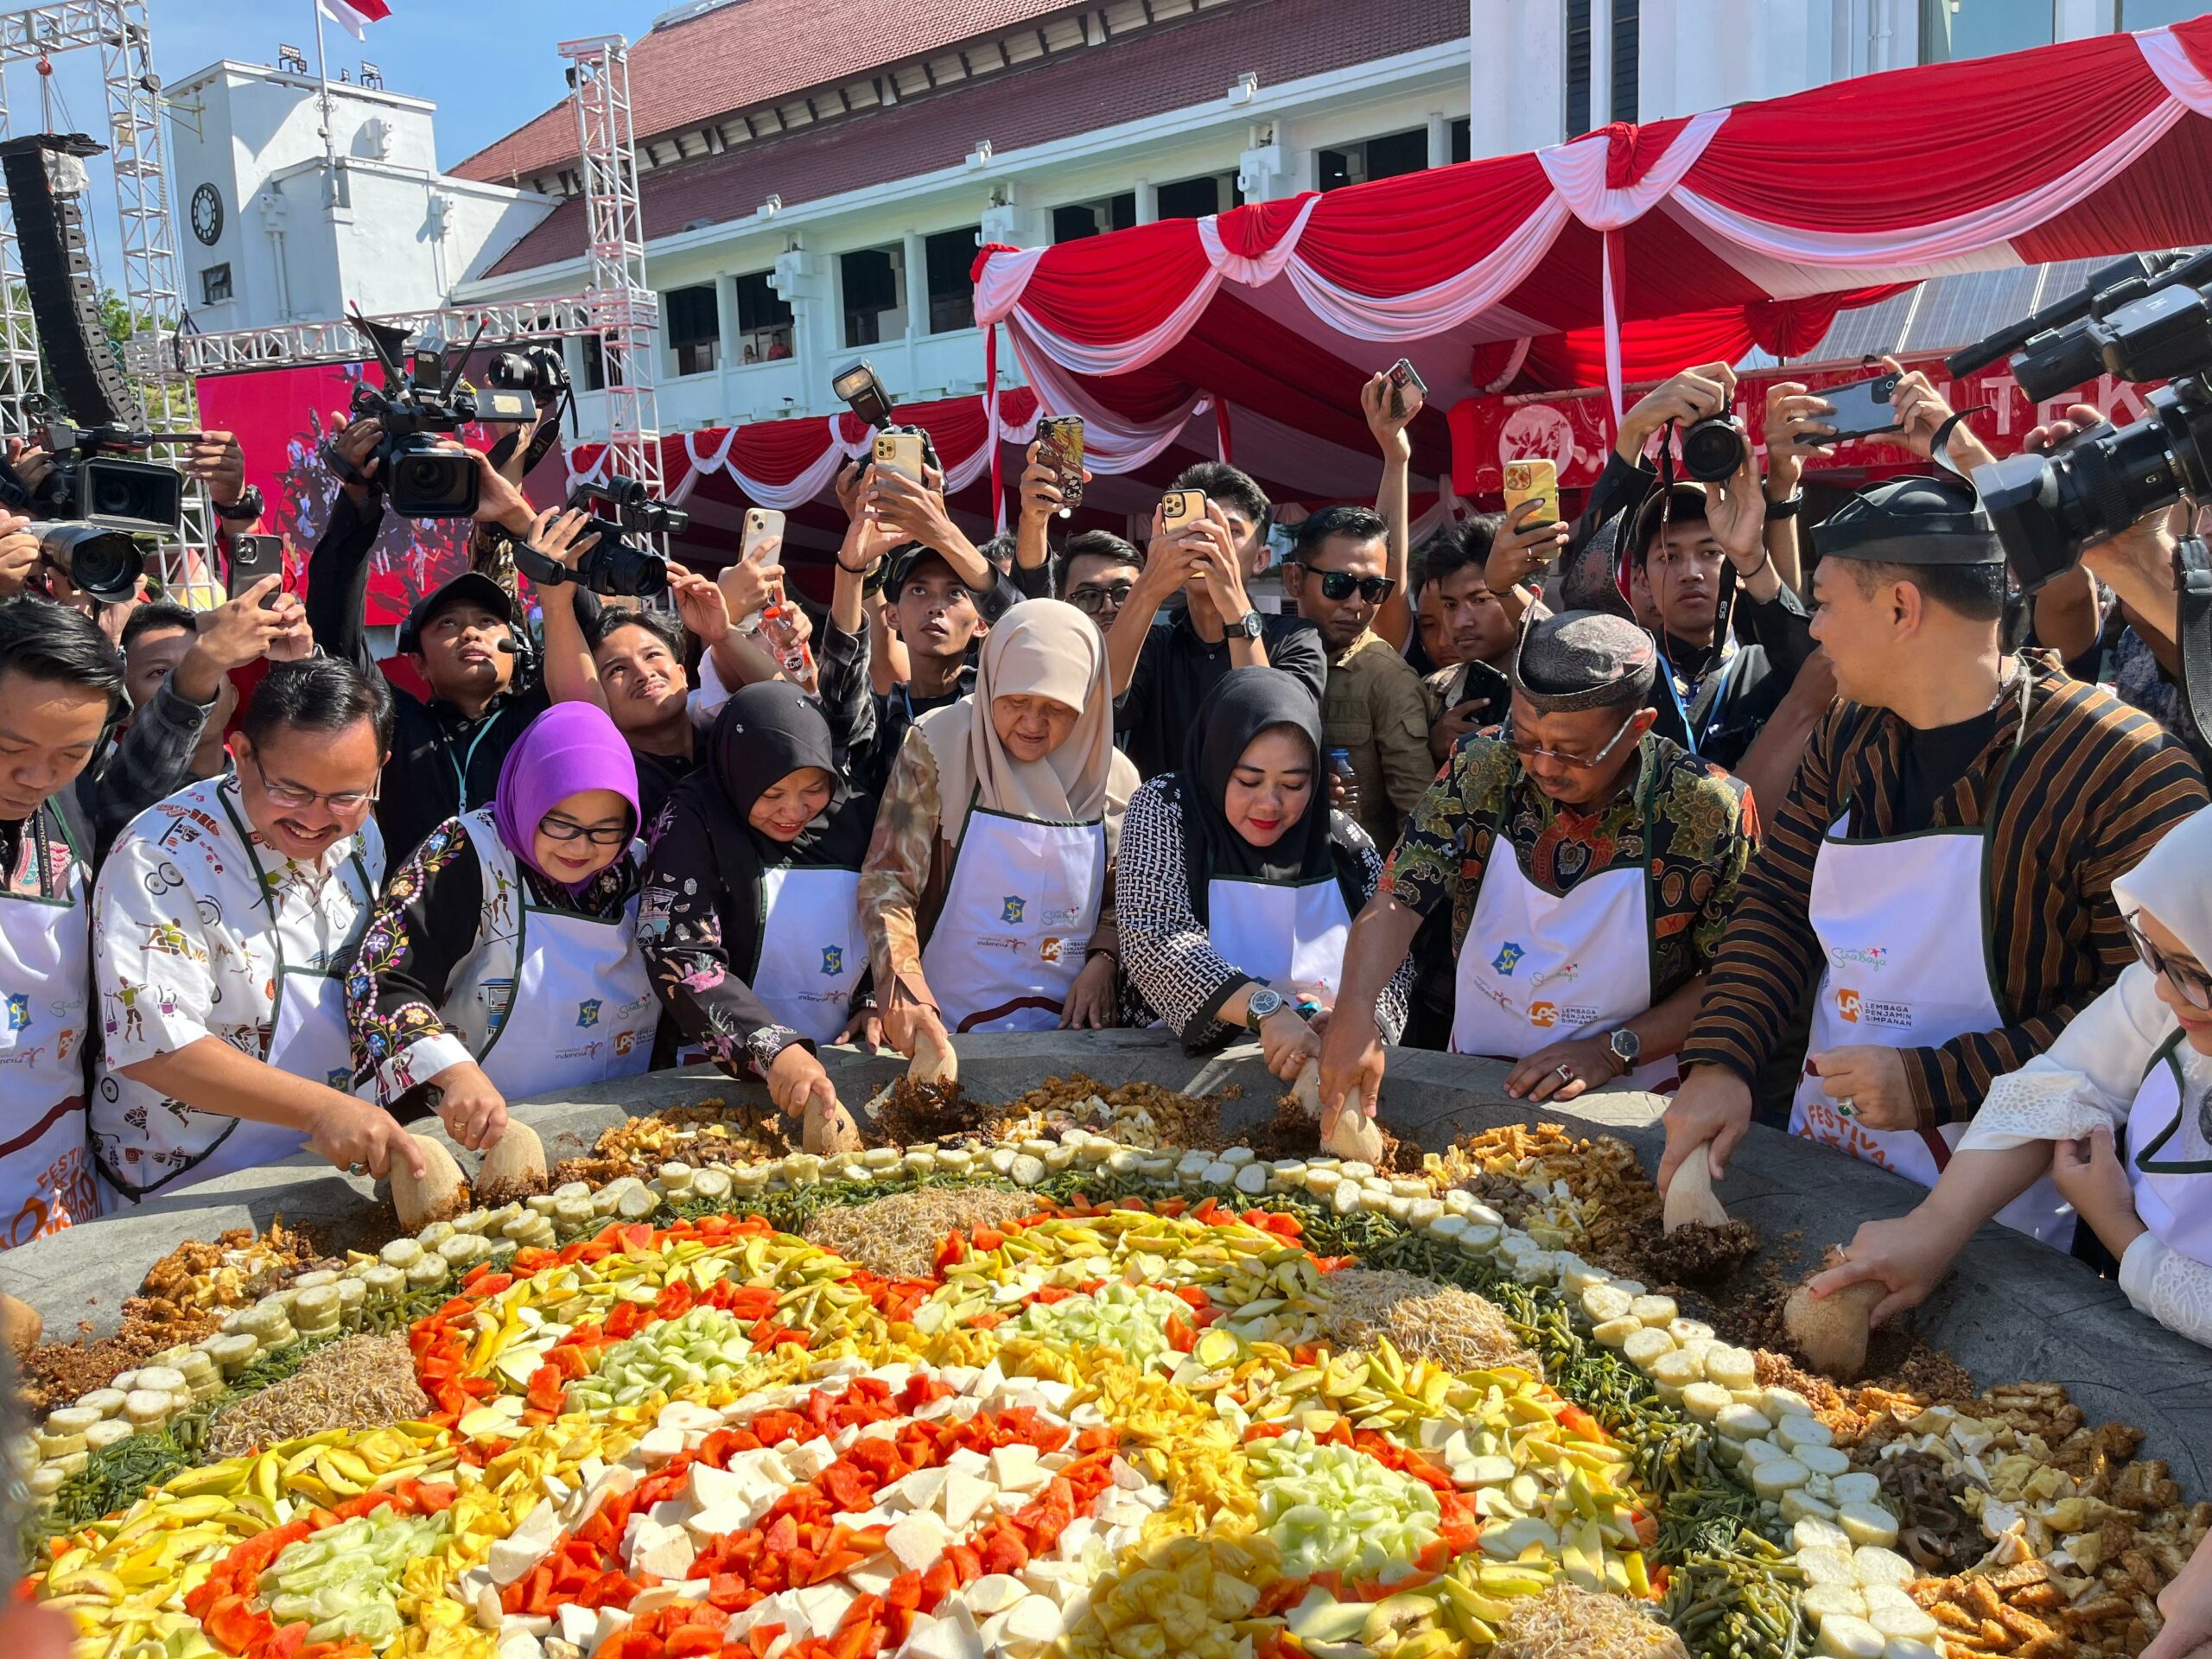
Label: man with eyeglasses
xmin=1317 ymin=611 xmax=1754 ymax=1124
xmin=88 ymin=658 xmax=429 ymax=1207
xmin=1053 ymin=531 xmax=1143 ymax=632
xmin=1283 ymin=505 xmax=1434 ymax=855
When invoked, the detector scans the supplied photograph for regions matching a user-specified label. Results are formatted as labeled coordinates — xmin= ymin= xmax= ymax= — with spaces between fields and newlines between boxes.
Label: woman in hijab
xmin=346 ymin=702 xmax=655 ymax=1136
xmin=861 ymin=600 xmax=1139 ymax=1060
xmin=637 ymin=683 xmax=874 ymax=1144
xmin=1806 ymin=804 xmax=2212 ymax=1351
xmin=1120 ymin=667 xmax=1410 ymax=1078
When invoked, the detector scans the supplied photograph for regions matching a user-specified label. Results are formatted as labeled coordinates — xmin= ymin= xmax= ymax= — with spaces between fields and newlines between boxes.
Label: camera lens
xmin=1680 ymin=416 xmax=1747 ymax=483
xmin=91 ymin=474 xmax=137 ymax=518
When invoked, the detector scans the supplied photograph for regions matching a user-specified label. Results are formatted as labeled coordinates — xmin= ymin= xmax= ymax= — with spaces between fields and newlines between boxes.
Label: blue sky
xmin=37 ymin=0 xmax=669 ymax=294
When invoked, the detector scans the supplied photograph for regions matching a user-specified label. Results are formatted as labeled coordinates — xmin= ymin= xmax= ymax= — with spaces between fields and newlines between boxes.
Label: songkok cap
xmin=1813 ymin=472 xmax=2004 ymax=567
xmin=1559 ymin=512 xmax=1637 ymax=620
xmin=1510 ymin=609 xmax=1658 ymax=713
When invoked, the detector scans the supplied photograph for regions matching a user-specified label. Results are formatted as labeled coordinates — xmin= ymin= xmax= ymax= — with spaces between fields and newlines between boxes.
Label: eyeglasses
xmin=1289 ymin=563 xmax=1397 ymax=604
xmin=1068 ymin=582 xmax=1134 ymax=616
xmin=1503 ymin=707 xmax=1642 ymax=771
xmin=539 ymin=815 xmax=632 ymax=847
xmin=2125 ymin=909 xmax=2212 ymax=1011
xmin=248 ymin=754 xmax=377 ymax=813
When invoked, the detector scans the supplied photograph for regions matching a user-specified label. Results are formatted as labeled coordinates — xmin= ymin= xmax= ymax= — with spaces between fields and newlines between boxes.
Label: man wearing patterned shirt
xmin=1318 ymin=612 xmax=1755 ymax=1118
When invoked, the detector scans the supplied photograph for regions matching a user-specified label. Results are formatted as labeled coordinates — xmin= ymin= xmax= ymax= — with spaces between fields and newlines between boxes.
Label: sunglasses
xmin=1290 ymin=563 xmax=1396 ymax=604
xmin=2125 ymin=909 xmax=2212 ymax=1011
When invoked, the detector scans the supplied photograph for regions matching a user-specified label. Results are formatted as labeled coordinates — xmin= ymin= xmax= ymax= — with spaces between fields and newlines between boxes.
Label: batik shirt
xmin=91 ymin=775 xmax=383 ymax=1188
xmin=1379 ymin=732 xmax=1754 ymax=1005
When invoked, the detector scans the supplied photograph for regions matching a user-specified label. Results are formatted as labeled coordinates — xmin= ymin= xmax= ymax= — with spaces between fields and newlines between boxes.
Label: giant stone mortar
xmin=10 ymin=1032 xmax=2207 ymax=1494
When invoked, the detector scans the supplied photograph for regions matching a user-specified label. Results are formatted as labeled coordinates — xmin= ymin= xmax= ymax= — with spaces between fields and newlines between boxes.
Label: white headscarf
xmin=2113 ymin=804 xmax=2212 ymax=971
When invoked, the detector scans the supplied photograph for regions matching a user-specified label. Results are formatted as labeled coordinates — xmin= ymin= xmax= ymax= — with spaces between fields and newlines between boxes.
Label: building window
xmin=841 ymin=245 xmax=903 ymax=348
xmin=1052 ymin=194 xmax=1136 ymax=243
xmin=1318 ymin=128 xmax=1427 ymax=192
xmin=1567 ymin=0 xmax=1592 ymax=136
xmin=199 ymin=263 xmax=232 ymax=305
xmin=1920 ymin=0 xmax=2053 ymax=63
xmin=664 ymin=283 xmax=719 ymax=376
xmin=1611 ymin=0 xmax=1639 ymax=124
xmin=1157 ymin=171 xmax=1242 ymax=219
xmin=734 ymin=270 xmax=792 ymax=363
xmin=579 ymin=335 xmax=606 ymax=392
xmin=2120 ymin=0 xmax=2202 ymax=23
xmin=925 ymin=227 xmax=978 ymax=334
xmin=1451 ymin=118 xmax=1471 ymax=164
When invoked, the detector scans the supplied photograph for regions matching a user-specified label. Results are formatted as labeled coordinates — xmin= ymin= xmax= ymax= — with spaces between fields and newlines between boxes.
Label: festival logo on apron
xmin=0 ymin=806 xmax=97 ymax=1245
xmin=924 ymin=804 xmax=1103 ymax=1033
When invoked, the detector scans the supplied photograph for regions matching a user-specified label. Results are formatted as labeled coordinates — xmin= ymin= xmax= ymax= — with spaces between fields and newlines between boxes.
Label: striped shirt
xmin=1681 ymin=658 xmax=2208 ymax=1128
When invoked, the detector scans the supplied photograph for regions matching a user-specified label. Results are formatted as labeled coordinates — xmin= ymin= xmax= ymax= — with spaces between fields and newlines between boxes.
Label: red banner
xmin=1448 ymin=354 xmax=2170 ymax=502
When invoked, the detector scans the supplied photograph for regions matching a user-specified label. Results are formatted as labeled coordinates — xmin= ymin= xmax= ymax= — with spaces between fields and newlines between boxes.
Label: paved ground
xmin=13 ymin=1032 xmax=2207 ymax=1491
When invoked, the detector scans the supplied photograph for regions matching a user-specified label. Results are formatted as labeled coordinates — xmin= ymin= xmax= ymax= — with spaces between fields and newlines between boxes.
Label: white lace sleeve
xmin=1960 ymin=965 xmax=2177 ymax=1151
xmin=2120 ymin=1233 xmax=2212 ymax=1351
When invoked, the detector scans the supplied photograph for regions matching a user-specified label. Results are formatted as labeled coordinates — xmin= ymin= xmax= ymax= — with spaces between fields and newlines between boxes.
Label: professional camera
xmin=34 ymin=522 xmax=142 ymax=603
xmin=511 ymin=474 xmax=678 ymax=600
xmin=346 ymin=315 xmax=537 ymax=518
xmin=1955 ymin=248 xmax=2212 ymax=591
xmin=0 ymin=416 xmax=188 ymax=534
xmin=1679 ymin=414 xmax=1748 ymax=483
xmin=486 ymin=345 xmax=569 ymax=402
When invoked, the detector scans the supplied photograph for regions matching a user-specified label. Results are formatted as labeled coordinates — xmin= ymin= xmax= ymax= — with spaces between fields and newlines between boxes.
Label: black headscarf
xmin=707 ymin=681 xmax=873 ymax=870
xmin=1176 ymin=666 xmax=1370 ymax=923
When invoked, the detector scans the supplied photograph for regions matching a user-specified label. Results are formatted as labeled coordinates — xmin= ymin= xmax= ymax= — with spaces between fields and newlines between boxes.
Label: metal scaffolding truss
xmin=558 ymin=34 xmax=664 ymax=520
xmin=0 ymin=0 xmax=213 ymax=599
xmin=133 ymin=293 xmax=601 ymax=378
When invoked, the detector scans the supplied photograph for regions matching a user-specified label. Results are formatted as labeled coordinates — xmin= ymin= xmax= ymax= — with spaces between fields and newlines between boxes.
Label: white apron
xmin=1450 ymin=770 xmax=1675 ymax=1092
xmin=923 ymin=802 xmax=1103 ymax=1033
xmin=97 ymin=799 xmax=369 ymax=1206
xmin=445 ymin=814 xmax=657 ymax=1099
xmin=1206 ymin=874 xmax=1352 ymax=1014
xmin=1789 ymin=795 xmax=2075 ymax=1247
xmin=0 ymin=809 xmax=98 ymax=1247
xmin=2126 ymin=1033 xmax=2212 ymax=1266
xmin=753 ymin=865 xmax=866 ymax=1044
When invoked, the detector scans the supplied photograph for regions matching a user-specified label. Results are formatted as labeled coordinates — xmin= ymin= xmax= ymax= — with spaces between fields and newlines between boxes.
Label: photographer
xmin=1658 ymin=467 xmax=2208 ymax=1236
xmin=306 ymin=418 xmax=558 ymax=862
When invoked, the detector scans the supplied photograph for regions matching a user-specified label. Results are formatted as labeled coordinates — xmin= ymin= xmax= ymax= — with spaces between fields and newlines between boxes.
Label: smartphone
xmin=1813 ymin=371 xmax=1904 ymax=444
xmin=874 ymin=429 xmax=925 ymax=486
xmin=226 ymin=533 xmax=285 ymax=605
xmin=1036 ymin=416 xmax=1084 ymax=517
xmin=740 ymin=507 xmax=785 ymax=563
xmin=1386 ymin=358 xmax=1427 ymax=421
xmin=1502 ymin=459 xmax=1560 ymax=529
xmin=1161 ymin=489 xmax=1207 ymax=535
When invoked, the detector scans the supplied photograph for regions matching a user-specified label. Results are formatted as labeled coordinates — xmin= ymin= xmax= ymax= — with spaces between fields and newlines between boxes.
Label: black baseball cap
xmin=882 ymin=543 xmax=982 ymax=598
xmin=398 ymin=571 xmax=514 ymax=654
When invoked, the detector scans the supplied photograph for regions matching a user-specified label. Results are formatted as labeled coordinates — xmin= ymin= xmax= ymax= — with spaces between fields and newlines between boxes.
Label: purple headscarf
xmin=490 ymin=702 xmax=641 ymax=894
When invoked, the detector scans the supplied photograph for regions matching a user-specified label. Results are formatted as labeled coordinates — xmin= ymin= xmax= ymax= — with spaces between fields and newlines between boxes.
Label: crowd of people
xmin=10 ymin=354 xmax=2212 ymax=1394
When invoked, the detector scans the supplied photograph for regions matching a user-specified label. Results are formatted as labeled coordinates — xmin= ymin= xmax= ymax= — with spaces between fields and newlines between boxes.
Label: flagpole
xmin=311 ymin=0 xmax=339 ymax=209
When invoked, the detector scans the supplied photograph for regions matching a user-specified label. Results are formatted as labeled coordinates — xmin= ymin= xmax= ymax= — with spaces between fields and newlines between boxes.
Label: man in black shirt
xmin=859 ymin=544 xmax=986 ymax=795
xmin=305 ymin=422 xmax=551 ymax=862
xmin=1107 ymin=469 xmax=1327 ymax=779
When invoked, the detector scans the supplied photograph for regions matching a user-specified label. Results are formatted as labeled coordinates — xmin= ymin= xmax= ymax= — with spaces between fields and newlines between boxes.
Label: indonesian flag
xmin=319 ymin=0 xmax=391 ymax=38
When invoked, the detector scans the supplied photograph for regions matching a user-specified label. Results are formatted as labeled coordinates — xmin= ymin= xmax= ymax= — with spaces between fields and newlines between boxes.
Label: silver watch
xmin=1233 ymin=609 xmax=1265 ymax=641
xmin=1605 ymin=1027 xmax=1641 ymax=1074
xmin=1243 ymin=986 xmax=1286 ymax=1032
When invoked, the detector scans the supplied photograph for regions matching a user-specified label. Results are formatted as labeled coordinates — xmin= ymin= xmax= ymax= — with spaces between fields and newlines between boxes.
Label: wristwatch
xmin=1243 ymin=986 xmax=1287 ymax=1033
xmin=1605 ymin=1027 xmax=1642 ymax=1076
xmin=1763 ymin=492 xmax=1804 ymax=521
xmin=215 ymin=486 xmax=265 ymax=523
xmin=1232 ymin=609 xmax=1265 ymax=641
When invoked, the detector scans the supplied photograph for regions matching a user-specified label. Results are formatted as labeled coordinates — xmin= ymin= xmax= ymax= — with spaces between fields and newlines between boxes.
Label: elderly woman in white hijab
xmin=1807 ymin=804 xmax=2212 ymax=1349
xmin=861 ymin=600 xmax=1141 ymax=1063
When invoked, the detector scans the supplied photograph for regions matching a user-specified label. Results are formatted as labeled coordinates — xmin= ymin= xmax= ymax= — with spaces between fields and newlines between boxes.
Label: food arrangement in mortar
xmin=11 ymin=1083 xmax=2206 ymax=1659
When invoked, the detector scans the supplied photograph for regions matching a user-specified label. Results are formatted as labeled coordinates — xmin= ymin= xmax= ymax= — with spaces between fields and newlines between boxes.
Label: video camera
xmin=510 ymin=474 xmax=679 ymax=600
xmin=346 ymin=313 xmax=537 ymax=518
xmin=1954 ymin=249 xmax=2212 ymax=591
xmin=0 ymin=408 xmax=195 ymax=602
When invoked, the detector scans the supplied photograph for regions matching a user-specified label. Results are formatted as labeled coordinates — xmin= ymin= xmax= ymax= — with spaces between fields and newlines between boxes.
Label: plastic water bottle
xmin=1328 ymin=747 xmax=1359 ymax=818
xmin=760 ymin=603 xmax=815 ymax=683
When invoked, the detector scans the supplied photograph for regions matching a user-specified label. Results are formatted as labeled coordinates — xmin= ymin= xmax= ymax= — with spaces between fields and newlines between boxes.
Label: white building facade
xmin=163 ymin=60 xmax=551 ymax=331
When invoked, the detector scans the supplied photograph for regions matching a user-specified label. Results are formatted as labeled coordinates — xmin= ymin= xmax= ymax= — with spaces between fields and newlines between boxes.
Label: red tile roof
xmin=452 ymin=0 xmax=1088 ymax=186
xmin=474 ymin=0 xmax=1466 ymax=280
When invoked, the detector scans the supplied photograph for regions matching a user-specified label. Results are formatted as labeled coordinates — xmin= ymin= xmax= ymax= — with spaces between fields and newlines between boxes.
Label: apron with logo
xmin=752 ymin=865 xmax=866 ymax=1044
xmin=1205 ymin=874 xmax=1352 ymax=1014
xmin=0 ymin=807 xmax=98 ymax=1247
xmin=97 ymin=797 xmax=370 ymax=1206
xmin=923 ymin=799 xmax=1103 ymax=1033
xmin=1789 ymin=777 xmax=2075 ymax=1246
xmin=439 ymin=813 xmax=657 ymax=1099
xmin=2126 ymin=1033 xmax=2212 ymax=1268
xmin=1450 ymin=767 xmax=1675 ymax=1091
